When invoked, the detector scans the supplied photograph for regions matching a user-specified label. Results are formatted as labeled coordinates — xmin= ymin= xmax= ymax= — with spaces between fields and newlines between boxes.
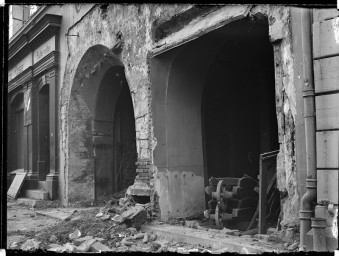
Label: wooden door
xmin=16 ymin=109 xmax=24 ymax=169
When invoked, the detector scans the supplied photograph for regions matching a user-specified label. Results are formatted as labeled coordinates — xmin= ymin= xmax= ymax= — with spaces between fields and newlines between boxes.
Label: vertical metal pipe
xmin=311 ymin=218 xmax=327 ymax=251
xmin=299 ymin=7 xmax=317 ymax=251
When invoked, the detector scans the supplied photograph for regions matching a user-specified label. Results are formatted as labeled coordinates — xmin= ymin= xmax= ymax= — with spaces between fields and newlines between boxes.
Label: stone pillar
xmin=24 ymin=81 xmax=38 ymax=189
xmin=46 ymin=68 xmax=59 ymax=200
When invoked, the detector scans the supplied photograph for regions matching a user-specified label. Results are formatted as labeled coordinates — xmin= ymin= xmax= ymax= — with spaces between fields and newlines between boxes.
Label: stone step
xmin=38 ymin=181 xmax=46 ymax=190
xmin=24 ymin=189 xmax=49 ymax=200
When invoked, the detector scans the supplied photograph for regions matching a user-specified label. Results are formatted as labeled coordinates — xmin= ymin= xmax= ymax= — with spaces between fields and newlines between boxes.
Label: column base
xmin=46 ymin=173 xmax=58 ymax=200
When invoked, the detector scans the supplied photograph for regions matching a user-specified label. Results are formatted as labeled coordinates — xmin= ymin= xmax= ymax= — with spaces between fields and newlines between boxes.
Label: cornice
xmin=9 ymin=14 xmax=62 ymax=69
xmin=8 ymin=67 xmax=33 ymax=93
xmin=8 ymin=51 xmax=59 ymax=93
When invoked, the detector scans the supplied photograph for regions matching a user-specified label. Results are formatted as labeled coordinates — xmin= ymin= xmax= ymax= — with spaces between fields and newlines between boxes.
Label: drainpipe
xmin=299 ymin=8 xmax=317 ymax=251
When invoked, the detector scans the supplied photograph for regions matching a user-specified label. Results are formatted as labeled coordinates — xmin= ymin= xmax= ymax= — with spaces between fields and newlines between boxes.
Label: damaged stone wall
xmin=60 ymin=4 xmax=300 ymax=230
xmin=257 ymin=5 xmax=300 ymax=230
xmin=60 ymin=4 xmax=192 ymax=204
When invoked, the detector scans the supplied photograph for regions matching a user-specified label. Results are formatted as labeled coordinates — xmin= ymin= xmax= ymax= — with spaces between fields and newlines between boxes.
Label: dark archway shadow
xmin=68 ymin=45 xmax=137 ymax=203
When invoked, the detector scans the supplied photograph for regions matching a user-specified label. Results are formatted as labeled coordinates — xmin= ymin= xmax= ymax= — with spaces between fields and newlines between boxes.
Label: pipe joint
xmin=306 ymin=178 xmax=317 ymax=189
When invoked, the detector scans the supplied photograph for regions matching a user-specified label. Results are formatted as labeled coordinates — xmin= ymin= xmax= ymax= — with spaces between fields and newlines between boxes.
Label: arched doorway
xmin=8 ymin=92 xmax=24 ymax=173
xmin=68 ymin=45 xmax=137 ymax=203
xmin=152 ymin=17 xmax=279 ymax=220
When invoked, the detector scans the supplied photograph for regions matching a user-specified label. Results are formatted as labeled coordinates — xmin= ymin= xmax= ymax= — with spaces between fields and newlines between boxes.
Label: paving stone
xmin=90 ymin=241 xmax=113 ymax=252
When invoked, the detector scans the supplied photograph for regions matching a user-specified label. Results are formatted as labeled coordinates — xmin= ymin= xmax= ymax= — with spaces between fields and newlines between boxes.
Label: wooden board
xmin=317 ymin=169 xmax=338 ymax=204
xmin=7 ymin=172 xmax=27 ymax=198
xmin=315 ymin=93 xmax=339 ymax=130
xmin=314 ymin=56 xmax=339 ymax=93
xmin=313 ymin=18 xmax=339 ymax=59
xmin=316 ymin=131 xmax=339 ymax=169
xmin=313 ymin=9 xmax=339 ymax=23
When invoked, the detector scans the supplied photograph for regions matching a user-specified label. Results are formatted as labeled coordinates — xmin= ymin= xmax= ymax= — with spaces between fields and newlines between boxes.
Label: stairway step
xmin=24 ymin=189 xmax=49 ymax=200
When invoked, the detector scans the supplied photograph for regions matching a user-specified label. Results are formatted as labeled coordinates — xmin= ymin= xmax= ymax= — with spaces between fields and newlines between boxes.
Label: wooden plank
xmin=314 ymin=56 xmax=339 ymax=93
xmin=316 ymin=131 xmax=339 ymax=168
xmin=313 ymin=9 xmax=339 ymax=23
xmin=317 ymin=169 xmax=338 ymax=204
xmin=315 ymin=93 xmax=339 ymax=130
xmin=313 ymin=18 xmax=339 ymax=59
xmin=7 ymin=172 xmax=27 ymax=198
xmin=258 ymin=156 xmax=267 ymax=234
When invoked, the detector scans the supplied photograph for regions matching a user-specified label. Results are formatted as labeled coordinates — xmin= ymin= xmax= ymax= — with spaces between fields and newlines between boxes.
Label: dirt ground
xmin=7 ymin=197 xmax=60 ymax=247
xmin=7 ymin=195 xmax=298 ymax=253
xmin=6 ymin=196 xmax=211 ymax=253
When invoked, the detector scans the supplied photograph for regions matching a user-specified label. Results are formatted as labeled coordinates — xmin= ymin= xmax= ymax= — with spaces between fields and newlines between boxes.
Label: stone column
xmin=46 ymin=68 xmax=59 ymax=199
xmin=24 ymin=81 xmax=39 ymax=189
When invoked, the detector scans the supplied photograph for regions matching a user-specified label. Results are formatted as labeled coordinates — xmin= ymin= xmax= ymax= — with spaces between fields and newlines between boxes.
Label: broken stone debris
xmin=91 ymin=241 xmax=113 ymax=252
xmin=9 ymin=242 xmax=18 ymax=249
xmin=20 ymin=239 xmax=40 ymax=251
xmin=287 ymin=241 xmax=299 ymax=251
xmin=49 ymin=234 xmax=57 ymax=243
xmin=76 ymin=238 xmax=97 ymax=252
xmin=73 ymin=235 xmax=93 ymax=246
xmin=69 ymin=229 xmax=81 ymax=240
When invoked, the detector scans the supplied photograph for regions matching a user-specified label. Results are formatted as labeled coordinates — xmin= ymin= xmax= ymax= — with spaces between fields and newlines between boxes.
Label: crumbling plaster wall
xmin=60 ymin=4 xmax=300 ymax=230
xmin=252 ymin=5 xmax=300 ymax=230
xmin=59 ymin=4 xmax=192 ymax=205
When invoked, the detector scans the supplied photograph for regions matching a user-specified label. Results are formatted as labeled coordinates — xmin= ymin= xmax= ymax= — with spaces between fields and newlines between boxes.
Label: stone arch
xmin=67 ymin=44 xmax=137 ymax=203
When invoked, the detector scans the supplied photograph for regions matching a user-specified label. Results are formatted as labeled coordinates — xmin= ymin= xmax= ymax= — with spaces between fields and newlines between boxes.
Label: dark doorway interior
xmin=113 ymin=84 xmax=138 ymax=192
xmin=38 ymin=85 xmax=50 ymax=180
xmin=202 ymin=19 xmax=279 ymax=181
xmin=94 ymin=66 xmax=137 ymax=198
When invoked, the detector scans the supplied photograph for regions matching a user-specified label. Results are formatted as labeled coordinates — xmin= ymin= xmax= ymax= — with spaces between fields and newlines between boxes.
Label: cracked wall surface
xmin=60 ymin=4 xmax=299 ymax=229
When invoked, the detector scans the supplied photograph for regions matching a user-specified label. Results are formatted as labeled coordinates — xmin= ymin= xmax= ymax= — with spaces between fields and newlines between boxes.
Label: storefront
xmin=8 ymin=13 xmax=62 ymax=199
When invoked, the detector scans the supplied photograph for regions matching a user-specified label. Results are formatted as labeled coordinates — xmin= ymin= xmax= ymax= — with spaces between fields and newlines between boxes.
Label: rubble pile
xmin=12 ymin=193 xmax=216 ymax=253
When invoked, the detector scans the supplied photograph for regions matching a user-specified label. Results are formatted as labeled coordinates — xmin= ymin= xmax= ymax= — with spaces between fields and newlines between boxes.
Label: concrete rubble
xmin=8 ymin=192 xmax=298 ymax=253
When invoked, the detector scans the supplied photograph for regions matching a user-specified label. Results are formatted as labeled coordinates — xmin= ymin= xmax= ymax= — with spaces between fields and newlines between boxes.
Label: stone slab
xmin=140 ymin=223 xmax=274 ymax=253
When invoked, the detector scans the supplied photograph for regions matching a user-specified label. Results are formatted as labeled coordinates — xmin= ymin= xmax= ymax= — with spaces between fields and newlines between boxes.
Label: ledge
xmin=9 ymin=13 xmax=62 ymax=68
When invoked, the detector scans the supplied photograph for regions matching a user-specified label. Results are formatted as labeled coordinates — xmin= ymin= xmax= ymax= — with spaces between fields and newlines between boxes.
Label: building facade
xmin=7 ymin=4 xmax=338 ymax=251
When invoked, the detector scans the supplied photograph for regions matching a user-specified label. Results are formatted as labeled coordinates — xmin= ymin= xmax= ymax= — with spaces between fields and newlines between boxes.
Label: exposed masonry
xmin=59 ymin=4 xmax=299 ymax=231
